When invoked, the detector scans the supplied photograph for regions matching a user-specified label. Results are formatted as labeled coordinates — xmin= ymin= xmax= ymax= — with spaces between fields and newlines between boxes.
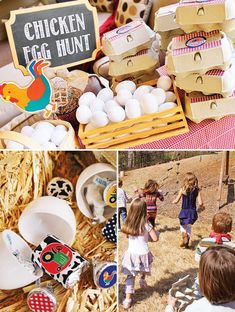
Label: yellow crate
xmin=78 ymin=81 xmax=189 ymax=149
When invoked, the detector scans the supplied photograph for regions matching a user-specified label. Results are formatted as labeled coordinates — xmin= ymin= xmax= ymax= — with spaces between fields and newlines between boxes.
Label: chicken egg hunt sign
xmin=5 ymin=0 xmax=100 ymax=75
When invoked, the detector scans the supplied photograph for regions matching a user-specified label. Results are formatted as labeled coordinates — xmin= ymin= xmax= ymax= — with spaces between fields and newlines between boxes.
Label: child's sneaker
xmin=123 ymin=299 xmax=132 ymax=309
xmin=139 ymin=278 xmax=147 ymax=289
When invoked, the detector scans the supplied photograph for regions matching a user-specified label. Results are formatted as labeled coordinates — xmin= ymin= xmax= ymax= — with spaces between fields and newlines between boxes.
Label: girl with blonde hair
xmin=121 ymin=198 xmax=159 ymax=309
xmin=172 ymin=172 xmax=204 ymax=248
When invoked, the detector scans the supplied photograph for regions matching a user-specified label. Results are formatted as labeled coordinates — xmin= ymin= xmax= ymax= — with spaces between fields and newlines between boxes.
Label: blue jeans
xmin=118 ymin=207 xmax=127 ymax=229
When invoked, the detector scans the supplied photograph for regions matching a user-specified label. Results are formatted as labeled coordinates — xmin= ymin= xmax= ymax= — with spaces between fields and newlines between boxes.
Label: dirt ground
xmin=118 ymin=153 xmax=235 ymax=312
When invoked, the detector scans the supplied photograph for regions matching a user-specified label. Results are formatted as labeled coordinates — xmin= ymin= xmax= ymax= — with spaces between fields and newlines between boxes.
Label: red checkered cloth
xmin=132 ymin=117 xmax=235 ymax=149
xmin=28 ymin=292 xmax=56 ymax=312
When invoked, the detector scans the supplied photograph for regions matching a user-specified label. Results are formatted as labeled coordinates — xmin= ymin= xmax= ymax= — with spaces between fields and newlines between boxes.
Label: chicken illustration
xmin=0 ymin=59 xmax=54 ymax=116
xmin=103 ymin=270 xmax=117 ymax=285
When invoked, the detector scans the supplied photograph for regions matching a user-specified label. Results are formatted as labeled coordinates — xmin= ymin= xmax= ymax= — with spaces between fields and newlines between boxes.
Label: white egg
xmin=76 ymin=105 xmax=92 ymax=124
xmin=21 ymin=126 xmax=35 ymax=137
xmin=55 ymin=125 xmax=67 ymax=132
xmin=159 ymin=102 xmax=177 ymax=117
xmin=51 ymin=129 xmax=67 ymax=146
xmin=115 ymin=80 xmax=136 ymax=93
xmin=35 ymin=122 xmax=55 ymax=136
xmin=97 ymin=88 xmax=113 ymax=102
xmin=42 ymin=141 xmax=57 ymax=150
xmin=165 ymin=91 xmax=177 ymax=102
xmin=125 ymin=99 xmax=142 ymax=119
xmin=6 ymin=140 xmax=24 ymax=150
xmin=116 ymin=89 xmax=132 ymax=106
xmin=79 ymin=92 xmax=96 ymax=106
xmin=107 ymin=106 xmax=126 ymax=122
xmin=31 ymin=128 xmax=52 ymax=145
xmin=90 ymin=98 xmax=105 ymax=112
xmin=91 ymin=111 xmax=109 ymax=127
xmin=151 ymin=88 xmax=166 ymax=105
xmin=133 ymin=85 xmax=151 ymax=101
xmin=141 ymin=94 xmax=159 ymax=114
xmin=157 ymin=76 xmax=172 ymax=91
xmin=104 ymin=100 xmax=119 ymax=113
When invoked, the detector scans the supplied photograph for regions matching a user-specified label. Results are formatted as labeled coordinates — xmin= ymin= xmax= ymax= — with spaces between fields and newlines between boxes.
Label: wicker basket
xmin=78 ymin=81 xmax=189 ymax=149
xmin=0 ymin=114 xmax=78 ymax=149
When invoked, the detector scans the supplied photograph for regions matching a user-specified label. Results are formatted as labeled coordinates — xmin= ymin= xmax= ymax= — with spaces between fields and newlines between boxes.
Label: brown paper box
xmin=176 ymin=58 xmax=235 ymax=97
xmin=176 ymin=0 xmax=235 ymax=26
xmin=154 ymin=3 xmax=180 ymax=32
xmin=102 ymin=20 xmax=155 ymax=61
xmin=109 ymin=48 xmax=159 ymax=77
xmin=184 ymin=90 xmax=235 ymax=123
xmin=166 ymin=30 xmax=233 ymax=76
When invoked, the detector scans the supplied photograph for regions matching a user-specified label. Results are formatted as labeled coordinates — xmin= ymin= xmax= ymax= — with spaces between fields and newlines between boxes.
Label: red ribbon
xmin=209 ymin=231 xmax=231 ymax=244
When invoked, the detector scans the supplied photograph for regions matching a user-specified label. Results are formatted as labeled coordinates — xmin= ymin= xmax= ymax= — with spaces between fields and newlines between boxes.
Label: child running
xmin=138 ymin=179 xmax=164 ymax=227
xmin=166 ymin=246 xmax=235 ymax=312
xmin=195 ymin=212 xmax=235 ymax=262
xmin=118 ymin=179 xmax=132 ymax=230
xmin=172 ymin=172 xmax=204 ymax=248
xmin=121 ymin=198 xmax=159 ymax=309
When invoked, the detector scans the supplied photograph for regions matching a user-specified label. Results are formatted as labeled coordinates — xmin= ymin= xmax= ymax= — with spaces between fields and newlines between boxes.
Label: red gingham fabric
xmin=28 ymin=292 xmax=55 ymax=312
xmin=133 ymin=117 xmax=235 ymax=149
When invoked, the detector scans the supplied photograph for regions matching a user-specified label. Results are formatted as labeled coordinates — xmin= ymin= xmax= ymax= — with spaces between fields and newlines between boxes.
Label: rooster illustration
xmin=0 ymin=59 xmax=55 ymax=116
xmin=103 ymin=270 xmax=117 ymax=286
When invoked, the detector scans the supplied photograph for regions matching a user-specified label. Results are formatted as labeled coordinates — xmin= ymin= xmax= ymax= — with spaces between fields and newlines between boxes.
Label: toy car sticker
xmin=40 ymin=242 xmax=73 ymax=274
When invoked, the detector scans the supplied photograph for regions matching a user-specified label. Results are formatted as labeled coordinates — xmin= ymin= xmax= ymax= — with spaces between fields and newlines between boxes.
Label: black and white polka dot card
xmin=102 ymin=213 xmax=117 ymax=244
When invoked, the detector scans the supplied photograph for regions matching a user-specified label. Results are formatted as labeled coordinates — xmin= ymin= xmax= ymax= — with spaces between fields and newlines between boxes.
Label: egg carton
xmin=175 ymin=58 xmax=235 ymax=97
xmin=102 ymin=20 xmax=156 ymax=62
xmin=180 ymin=18 xmax=235 ymax=34
xmin=159 ymin=29 xmax=185 ymax=52
xmin=184 ymin=89 xmax=235 ymax=123
xmin=166 ymin=30 xmax=233 ymax=77
xmin=154 ymin=3 xmax=181 ymax=32
xmin=111 ymin=70 xmax=159 ymax=89
xmin=176 ymin=0 xmax=235 ymax=27
xmin=169 ymin=275 xmax=198 ymax=312
xmin=109 ymin=48 xmax=159 ymax=77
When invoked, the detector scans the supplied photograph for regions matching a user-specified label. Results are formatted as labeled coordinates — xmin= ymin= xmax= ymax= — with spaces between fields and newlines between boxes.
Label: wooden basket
xmin=78 ymin=82 xmax=189 ymax=149
xmin=0 ymin=117 xmax=78 ymax=149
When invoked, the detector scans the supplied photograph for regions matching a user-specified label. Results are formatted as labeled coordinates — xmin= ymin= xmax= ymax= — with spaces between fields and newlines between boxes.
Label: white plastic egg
xmin=104 ymin=100 xmax=119 ymax=113
xmin=116 ymin=89 xmax=132 ymax=106
xmin=159 ymin=102 xmax=177 ymax=117
xmin=79 ymin=92 xmax=96 ymax=106
xmin=133 ymin=85 xmax=151 ymax=101
xmin=31 ymin=128 xmax=52 ymax=145
xmin=76 ymin=105 xmax=92 ymax=124
xmin=115 ymin=81 xmax=136 ymax=94
xmin=141 ymin=94 xmax=159 ymax=114
xmin=90 ymin=98 xmax=105 ymax=113
xmin=21 ymin=126 xmax=35 ymax=137
xmin=157 ymin=76 xmax=172 ymax=91
xmin=91 ymin=111 xmax=109 ymax=127
xmin=165 ymin=91 xmax=176 ymax=103
xmin=125 ymin=99 xmax=142 ymax=119
xmin=6 ymin=140 xmax=24 ymax=150
xmin=42 ymin=141 xmax=57 ymax=150
xmin=97 ymin=88 xmax=113 ymax=102
xmin=151 ymin=88 xmax=166 ymax=105
xmin=35 ymin=122 xmax=55 ymax=135
xmin=51 ymin=129 xmax=67 ymax=146
xmin=55 ymin=125 xmax=67 ymax=132
xmin=107 ymin=106 xmax=126 ymax=122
